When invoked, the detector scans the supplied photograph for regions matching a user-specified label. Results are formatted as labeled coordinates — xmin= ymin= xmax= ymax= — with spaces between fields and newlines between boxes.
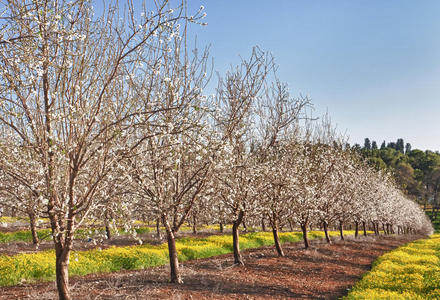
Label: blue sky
xmin=182 ymin=1 xmax=440 ymax=151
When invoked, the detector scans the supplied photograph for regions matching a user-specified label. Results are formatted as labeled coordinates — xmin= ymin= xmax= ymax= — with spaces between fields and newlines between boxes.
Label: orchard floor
xmin=0 ymin=234 xmax=424 ymax=300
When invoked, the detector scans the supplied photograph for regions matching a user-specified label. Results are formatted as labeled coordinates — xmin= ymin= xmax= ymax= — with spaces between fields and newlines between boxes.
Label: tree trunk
xmin=301 ymin=221 xmax=309 ymax=249
xmin=288 ymin=219 xmax=294 ymax=232
xmin=219 ymin=222 xmax=224 ymax=233
xmin=55 ymin=246 xmax=72 ymax=300
xmin=339 ymin=220 xmax=344 ymax=240
xmin=242 ymin=219 xmax=248 ymax=233
xmin=232 ymin=210 xmax=244 ymax=265
xmin=162 ymin=216 xmax=182 ymax=284
xmin=382 ymin=223 xmax=386 ymax=235
xmin=104 ymin=211 xmax=112 ymax=240
xmin=105 ymin=224 xmax=112 ymax=240
xmin=373 ymin=222 xmax=379 ymax=235
xmin=323 ymin=221 xmax=331 ymax=244
xmin=28 ymin=212 xmax=39 ymax=245
xmin=354 ymin=221 xmax=359 ymax=238
xmin=272 ymin=219 xmax=284 ymax=257
xmin=261 ymin=218 xmax=266 ymax=232
xmin=192 ymin=214 xmax=197 ymax=234
xmin=156 ymin=218 xmax=161 ymax=240
xmin=362 ymin=221 xmax=367 ymax=236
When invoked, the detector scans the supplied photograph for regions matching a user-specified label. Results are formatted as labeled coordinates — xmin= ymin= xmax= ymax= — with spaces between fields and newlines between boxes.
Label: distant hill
xmin=352 ymin=138 xmax=440 ymax=208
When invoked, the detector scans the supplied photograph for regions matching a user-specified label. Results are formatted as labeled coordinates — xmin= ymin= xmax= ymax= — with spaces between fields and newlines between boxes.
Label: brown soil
xmin=0 ymin=234 xmax=423 ymax=300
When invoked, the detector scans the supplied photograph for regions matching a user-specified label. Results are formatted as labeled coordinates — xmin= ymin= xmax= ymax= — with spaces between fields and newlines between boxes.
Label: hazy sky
xmin=182 ymin=1 xmax=440 ymax=151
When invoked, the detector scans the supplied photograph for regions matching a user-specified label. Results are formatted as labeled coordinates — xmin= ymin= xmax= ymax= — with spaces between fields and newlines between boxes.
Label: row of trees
xmin=0 ymin=1 xmax=432 ymax=299
xmin=358 ymin=138 xmax=411 ymax=154
xmin=356 ymin=138 xmax=440 ymax=210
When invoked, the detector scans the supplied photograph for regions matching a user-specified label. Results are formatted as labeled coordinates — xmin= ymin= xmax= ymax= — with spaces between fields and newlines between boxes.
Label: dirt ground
xmin=0 ymin=234 xmax=423 ymax=300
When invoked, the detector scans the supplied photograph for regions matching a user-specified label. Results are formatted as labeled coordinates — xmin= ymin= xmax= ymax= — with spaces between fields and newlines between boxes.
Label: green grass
xmin=0 ymin=226 xmax=160 ymax=243
xmin=343 ymin=234 xmax=440 ymax=299
xmin=0 ymin=223 xmax=237 ymax=244
xmin=0 ymin=217 xmax=48 ymax=224
xmin=0 ymin=230 xmax=355 ymax=286
xmin=0 ymin=229 xmax=52 ymax=243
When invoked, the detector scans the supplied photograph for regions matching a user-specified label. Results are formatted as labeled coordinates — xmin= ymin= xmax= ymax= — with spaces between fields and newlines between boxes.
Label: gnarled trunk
xmin=156 ymin=218 xmax=161 ymax=240
xmin=232 ymin=210 xmax=245 ymax=265
xmin=323 ymin=221 xmax=331 ymax=244
xmin=288 ymin=219 xmax=294 ymax=232
xmin=261 ymin=217 xmax=266 ymax=232
xmin=104 ymin=211 xmax=112 ymax=240
xmin=362 ymin=221 xmax=367 ymax=236
xmin=301 ymin=220 xmax=309 ymax=249
xmin=28 ymin=211 xmax=39 ymax=245
xmin=373 ymin=222 xmax=379 ymax=235
xmin=192 ymin=214 xmax=197 ymax=234
xmin=55 ymin=246 xmax=71 ymax=300
xmin=242 ymin=219 xmax=248 ymax=233
xmin=163 ymin=216 xmax=182 ymax=284
xmin=271 ymin=218 xmax=284 ymax=256
xmin=219 ymin=222 xmax=224 ymax=233
xmin=105 ymin=224 xmax=112 ymax=240
xmin=354 ymin=221 xmax=359 ymax=238
xmin=339 ymin=220 xmax=344 ymax=240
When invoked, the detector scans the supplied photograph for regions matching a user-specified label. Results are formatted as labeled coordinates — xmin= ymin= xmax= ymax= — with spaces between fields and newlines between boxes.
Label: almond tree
xmin=332 ymin=150 xmax=359 ymax=240
xmin=123 ymin=21 xmax=214 ymax=282
xmin=255 ymin=79 xmax=310 ymax=256
xmin=349 ymin=162 xmax=375 ymax=237
xmin=127 ymin=123 xmax=214 ymax=283
xmin=0 ymin=1 xmax=197 ymax=298
xmin=214 ymin=47 xmax=274 ymax=265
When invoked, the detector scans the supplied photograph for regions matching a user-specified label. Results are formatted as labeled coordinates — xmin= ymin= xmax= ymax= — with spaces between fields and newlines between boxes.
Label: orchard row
xmin=0 ymin=1 xmax=431 ymax=299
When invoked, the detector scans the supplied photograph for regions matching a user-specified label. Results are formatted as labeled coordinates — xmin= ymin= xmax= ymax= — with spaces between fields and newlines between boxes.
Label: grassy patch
xmin=0 ymin=226 xmax=158 ymax=243
xmin=0 ymin=230 xmax=354 ymax=286
xmin=0 ymin=224 xmax=235 ymax=244
xmin=344 ymin=234 xmax=440 ymax=299
xmin=0 ymin=229 xmax=52 ymax=243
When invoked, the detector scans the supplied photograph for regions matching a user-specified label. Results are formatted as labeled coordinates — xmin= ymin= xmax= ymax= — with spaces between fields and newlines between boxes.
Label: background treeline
xmin=353 ymin=138 xmax=440 ymax=208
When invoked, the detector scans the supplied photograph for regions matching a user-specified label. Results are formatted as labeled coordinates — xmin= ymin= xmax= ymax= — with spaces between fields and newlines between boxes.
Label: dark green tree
xmin=352 ymin=143 xmax=361 ymax=151
xmin=396 ymin=138 xmax=405 ymax=153
xmin=372 ymin=141 xmax=378 ymax=150
xmin=405 ymin=143 xmax=412 ymax=154
xmin=387 ymin=142 xmax=397 ymax=149
xmin=364 ymin=138 xmax=371 ymax=150
xmin=380 ymin=141 xmax=386 ymax=149
xmin=368 ymin=157 xmax=387 ymax=171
